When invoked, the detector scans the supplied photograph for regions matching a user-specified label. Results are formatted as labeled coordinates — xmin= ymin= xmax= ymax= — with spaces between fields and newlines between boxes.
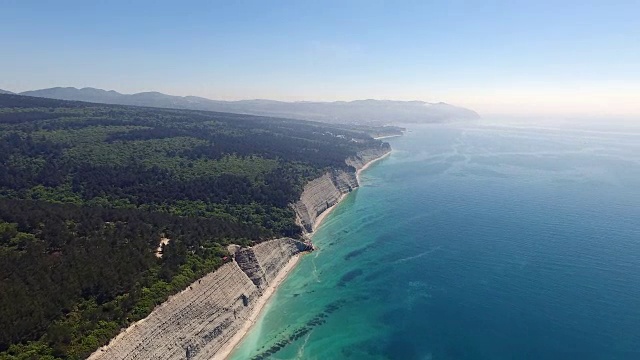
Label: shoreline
xmin=313 ymin=150 xmax=392 ymax=233
xmin=214 ymin=254 xmax=301 ymax=360
xmin=356 ymin=151 xmax=390 ymax=183
xmin=219 ymin=150 xmax=392 ymax=359
xmin=311 ymin=193 xmax=347 ymax=232
xmin=373 ymin=134 xmax=402 ymax=140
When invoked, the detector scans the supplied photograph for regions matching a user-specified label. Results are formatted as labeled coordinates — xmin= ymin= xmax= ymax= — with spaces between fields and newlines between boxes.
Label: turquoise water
xmin=230 ymin=121 xmax=640 ymax=360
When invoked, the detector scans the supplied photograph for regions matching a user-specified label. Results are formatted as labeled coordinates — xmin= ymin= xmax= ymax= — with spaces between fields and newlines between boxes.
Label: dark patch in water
xmin=363 ymin=270 xmax=384 ymax=282
xmin=341 ymin=338 xmax=386 ymax=359
xmin=324 ymin=299 xmax=347 ymax=313
xmin=344 ymin=246 xmax=368 ymax=260
xmin=341 ymin=347 xmax=354 ymax=358
xmin=338 ymin=269 xmax=364 ymax=286
xmin=352 ymin=294 xmax=368 ymax=302
xmin=248 ymin=299 xmax=349 ymax=359
xmin=374 ymin=232 xmax=395 ymax=245
xmin=383 ymin=334 xmax=422 ymax=360
xmin=379 ymin=308 xmax=405 ymax=326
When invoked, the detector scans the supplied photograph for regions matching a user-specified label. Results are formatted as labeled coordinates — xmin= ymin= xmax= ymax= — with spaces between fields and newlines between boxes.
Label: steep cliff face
xmin=294 ymin=143 xmax=391 ymax=233
xmin=345 ymin=143 xmax=392 ymax=170
xmin=292 ymin=171 xmax=356 ymax=233
xmin=89 ymin=238 xmax=310 ymax=360
xmin=89 ymin=143 xmax=390 ymax=360
xmin=250 ymin=238 xmax=311 ymax=284
xmin=233 ymin=246 xmax=265 ymax=287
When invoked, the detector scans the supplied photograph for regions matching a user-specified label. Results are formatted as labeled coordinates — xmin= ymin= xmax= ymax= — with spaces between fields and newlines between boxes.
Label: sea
xmin=230 ymin=119 xmax=640 ymax=360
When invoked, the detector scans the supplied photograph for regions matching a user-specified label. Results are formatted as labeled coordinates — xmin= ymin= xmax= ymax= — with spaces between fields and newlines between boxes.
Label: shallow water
xmin=230 ymin=120 xmax=640 ymax=360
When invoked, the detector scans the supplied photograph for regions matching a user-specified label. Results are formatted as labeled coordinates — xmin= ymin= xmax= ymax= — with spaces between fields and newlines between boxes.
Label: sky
xmin=1 ymin=0 xmax=638 ymax=117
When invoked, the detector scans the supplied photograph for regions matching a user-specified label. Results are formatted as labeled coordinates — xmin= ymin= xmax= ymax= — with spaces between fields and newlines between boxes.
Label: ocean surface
xmin=230 ymin=120 xmax=640 ymax=360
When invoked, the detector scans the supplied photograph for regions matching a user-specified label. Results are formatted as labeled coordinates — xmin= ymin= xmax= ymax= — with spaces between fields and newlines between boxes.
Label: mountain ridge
xmin=18 ymin=87 xmax=479 ymax=124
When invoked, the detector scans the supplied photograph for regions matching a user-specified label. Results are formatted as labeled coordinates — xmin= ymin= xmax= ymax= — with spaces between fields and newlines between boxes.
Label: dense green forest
xmin=0 ymin=94 xmax=388 ymax=359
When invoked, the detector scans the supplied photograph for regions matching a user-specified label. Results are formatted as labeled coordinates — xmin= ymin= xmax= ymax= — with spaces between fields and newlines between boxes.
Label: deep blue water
xmin=231 ymin=121 xmax=640 ymax=360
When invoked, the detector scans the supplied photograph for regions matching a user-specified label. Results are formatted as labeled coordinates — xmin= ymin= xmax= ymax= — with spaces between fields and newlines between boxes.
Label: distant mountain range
xmin=0 ymin=89 xmax=14 ymax=95
xmin=8 ymin=87 xmax=480 ymax=124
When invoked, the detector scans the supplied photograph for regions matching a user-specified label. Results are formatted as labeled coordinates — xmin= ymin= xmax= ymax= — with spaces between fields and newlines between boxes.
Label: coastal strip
xmin=89 ymin=239 xmax=311 ymax=360
xmin=88 ymin=144 xmax=392 ymax=360
xmin=294 ymin=144 xmax=391 ymax=235
xmin=356 ymin=151 xmax=390 ymax=183
xmin=213 ymin=254 xmax=301 ymax=360
xmin=310 ymin=193 xmax=347 ymax=232
xmin=313 ymin=151 xmax=391 ymax=232
xmin=219 ymin=147 xmax=392 ymax=358
xmin=221 ymin=145 xmax=393 ymax=358
xmin=373 ymin=134 xmax=403 ymax=140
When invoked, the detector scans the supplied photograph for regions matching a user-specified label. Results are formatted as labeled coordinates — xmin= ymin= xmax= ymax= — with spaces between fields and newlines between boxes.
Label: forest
xmin=0 ymin=94 xmax=389 ymax=359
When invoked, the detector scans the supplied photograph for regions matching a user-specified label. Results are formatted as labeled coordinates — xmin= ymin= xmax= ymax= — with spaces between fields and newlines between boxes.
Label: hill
xmin=20 ymin=87 xmax=479 ymax=124
xmin=0 ymin=94 xmax=391 ymax=359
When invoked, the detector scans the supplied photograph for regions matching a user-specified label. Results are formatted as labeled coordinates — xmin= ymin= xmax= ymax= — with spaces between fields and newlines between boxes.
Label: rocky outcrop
xmin=89 ymin=238 xmax=310 ymax=360
xmin=294 ymin=143 xmax=391 ymax=233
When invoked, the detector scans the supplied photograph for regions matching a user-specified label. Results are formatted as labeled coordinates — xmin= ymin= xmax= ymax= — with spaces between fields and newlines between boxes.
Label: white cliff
xmin=89 ymin=142 xmax=391 ymax=360
xmin=89 ymin=238 xmax=311 ymax=360
xmin=294 ymin=143 xmax=391 ymax=233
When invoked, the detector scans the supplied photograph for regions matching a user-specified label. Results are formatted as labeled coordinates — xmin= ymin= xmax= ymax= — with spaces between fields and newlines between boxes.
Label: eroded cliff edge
xmin=89 ymin=238 xmax=311 ymax=360
xmin=89 ymin=142 xmax=391 ymax=360
xmin=293 ymin=143 xmax=391 ymax=233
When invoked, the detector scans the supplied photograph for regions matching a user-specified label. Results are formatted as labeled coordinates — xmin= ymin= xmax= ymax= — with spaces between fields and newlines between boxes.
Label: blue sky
xmin=1 ymin=0 xmax=638 ymax=116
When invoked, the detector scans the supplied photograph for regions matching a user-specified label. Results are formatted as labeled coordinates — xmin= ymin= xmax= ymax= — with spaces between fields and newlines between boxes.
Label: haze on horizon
xmin=1 ymin=0 xmax=638 ymax=118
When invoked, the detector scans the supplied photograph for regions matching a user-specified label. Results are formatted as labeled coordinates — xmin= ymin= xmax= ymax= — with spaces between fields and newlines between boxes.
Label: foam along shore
xmin=214 ymin=254 xmax=301 ymax=360
xmin=222 ymin=148 xmax=392 ymax=359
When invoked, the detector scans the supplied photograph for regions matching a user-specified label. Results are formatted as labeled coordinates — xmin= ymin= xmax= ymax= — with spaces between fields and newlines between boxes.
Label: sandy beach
xmin=356 ymin=151 xmax=390 ymax=183
xmin=218 ymin=150 xmax=391 ymax=359
xmin=311 ymin=193 xmax=347 ymax=232
xmin=313 ymin=151 xmax=391 ymax=232
xmin=214 ymin=254 xmax=301 ymax=360
xmin=373 ymin=134 xmax=402 ymax=140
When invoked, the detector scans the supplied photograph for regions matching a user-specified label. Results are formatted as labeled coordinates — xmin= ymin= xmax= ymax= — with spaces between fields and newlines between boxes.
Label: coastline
xmin=312 ymin=150 xmax=392 ymax=233
xmin=311 ymin=193 xmax=347 ymax=232
xmin=373 ymin=134 xmax=402 ymax=140
xmin=356 ymin=151 xmax=390 ymax=183
xmin=313 ymin=152 xmax=391 ymax=231
xmin=214 ymin=254 xmax=301 ymax=360
xmin=220 ymin=149 xmax=391 ymax=359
